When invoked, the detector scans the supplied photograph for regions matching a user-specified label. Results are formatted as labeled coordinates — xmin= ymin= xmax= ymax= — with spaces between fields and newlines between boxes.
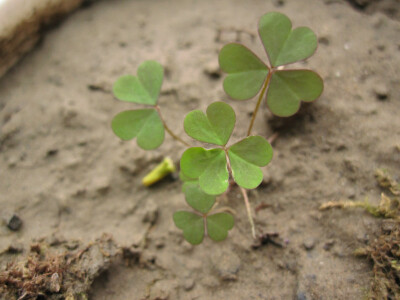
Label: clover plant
xmin=110 ymin=12 xmax=323 ymax=245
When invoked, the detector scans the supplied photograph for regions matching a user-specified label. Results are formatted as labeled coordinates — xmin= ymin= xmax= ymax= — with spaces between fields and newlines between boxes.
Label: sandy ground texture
xmin=0 ymin=0 xmax=400 ymax=299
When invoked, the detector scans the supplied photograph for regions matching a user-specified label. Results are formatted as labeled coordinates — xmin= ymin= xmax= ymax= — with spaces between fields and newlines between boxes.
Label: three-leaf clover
xmin=111 ymin=60 xmax=165 ymax=150
xmin=180 ymin=102 xmax=273 ymax=195
xmin=174 ymin=179 xmax=234 ymax=245
xmin=219 ymin=12 xmax=324 ymax=117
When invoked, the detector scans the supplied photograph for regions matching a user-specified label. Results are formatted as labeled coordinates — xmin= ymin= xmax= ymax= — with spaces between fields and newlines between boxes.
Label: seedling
xmin=111 ymin=12 xmax=323 ymax=245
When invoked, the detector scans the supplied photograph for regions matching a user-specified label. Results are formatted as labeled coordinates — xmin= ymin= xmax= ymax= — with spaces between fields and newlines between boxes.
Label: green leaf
xmin=180 ymin=147 xmax=228 ymax=195
xmin=179 ymin=171 xmax=196 ymax=183
xmin=206 ymin=213 xmax=234 ymax=241
xmin=228 ymin=136 xmax=273 ymax=189
xmin=112 ymin=60 xmax=163 ymax=105
xmin=183 ymin=182 xmax=216 ymax=214
xmin=259 ymin=12 xmax=317 ymax=67
xmin=184 ymin=102 xmax=235 ymax=146
xmin=173 ymin=211 xmax=204 ymax=245
xmin=266 ymin=70 xmax=324 ymax=117
xmin=111 ymin=109 xmax=164 ymax=150
xmin=219 ymin=43 xmax=269 ymax=100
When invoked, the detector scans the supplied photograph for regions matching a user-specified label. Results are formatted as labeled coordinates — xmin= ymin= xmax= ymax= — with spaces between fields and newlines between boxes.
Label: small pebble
xmin=303 ymin=238 xmax=316 ymax=251
xmin=7 ymin=214 xmax=23 ymax=231
xmin=318 ymin=36 xmax=330 ymax=46
xmin=203 ymin=61 xmax=221 ymax=79
xmin=6 ymin=242 xmax=24 ymax=254
xmin=182 ymin=278 xmax=195 ymax=291
xmin=381 ymin=220 xmax=396 ymax=233
xmin=323 ymin=239 xmax=335 ymax=251
xmin=373 ymin=83 xmax=389 ymax=100
xmin=297 ymin=292 xmax=307 ymax=300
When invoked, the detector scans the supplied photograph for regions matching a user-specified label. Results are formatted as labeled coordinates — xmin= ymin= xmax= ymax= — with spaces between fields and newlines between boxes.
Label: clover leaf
xmin=111 ymin=60 xmax=168 ymax=150
xmin=180 ymin=147 xmax=228 ymax=195
xmin=206 ymin=213 xmax=234 ymax=242
xmin=181 ymin=102 xmax=273 ymax=194
xmin=219 ymin=12 xmax=323 ymax=117
xmin=173 ymin=211 xmax=234 ymax=245
xmin=113 ymin=60 xmax=163 ymax=105
xmin=111 ymin=109 xmax=164 ymax=150
xmin=183 ymin=181 xmax=216 ymax=214
xmin=218 ymin=44 xmax=269 ymax=100
xmin=258 ymin=12 xmax=317 ymax=67
xmin=266 ymin=70 xmax=324 ymax=117
xmin=184 ymin=102 xmax=235 ymax=146
xmin=228 ymin=136 xmax=273 ymax=189
xmin=173 ymin=212 xmax=204 ymax=245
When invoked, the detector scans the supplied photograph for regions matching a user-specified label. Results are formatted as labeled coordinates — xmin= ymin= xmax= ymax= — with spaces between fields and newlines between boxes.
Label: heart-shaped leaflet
xmin=206 ymin=213 xmax=234 ymax=242
xmin=184 ymin=102 xmax=235 ymax=146
xmin=113 ymin=60 xmax=163 ymax=105
xmin=173 ymin=211 xmax=234 ymax=244
xmin=259 ymin=12 xmax=317 ymax=67
xmin=182 ymin=181 xmax=216 ymax=214
xmin=266 ymin=70 xmax=324 ymax=117
xmin=180 ymin=148 xmax=228 ymax=195
xmin=228 ymin=136 xmax=273 ymax=189
xmin=111 ymin=109 xmax=164 ymax=150
xmin=173 ymin=211 xmax=204 ymax=245
xmin=219 ymin=44 xmax=269 ymax=100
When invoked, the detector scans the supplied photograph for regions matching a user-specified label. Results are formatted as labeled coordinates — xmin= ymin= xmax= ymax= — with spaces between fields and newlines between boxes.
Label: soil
xmin=0 ymin=0 xmax=400 ymax=299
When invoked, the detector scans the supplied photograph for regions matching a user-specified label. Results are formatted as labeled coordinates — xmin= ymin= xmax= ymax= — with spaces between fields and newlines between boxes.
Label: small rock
xmin=46 ymin=149 xmax=58 ymax=157
xmin=6 ymin=242 xmax=24 ymax=254
xmin=323 ymin=239 xmax=335 ymax=251
xmin=6 ymin=214 xmax=23 ymax=231
xmin=273 ymin=0 xmax=285 ymax=7
xmin=318 ymin=36 xmax=330 ymax=46
xmin=297 ymin=292 xmax=307 ymax=300
xmin=373 ymin=83 xmax=389 ymax=100
xmin=211 ymin=250 xmax=241 ymax=281
xmin=381 ymin=220 xmax=396 ymax=233
xmin=204 ymin=61 xmax=221 ymax=79
xmin=182 ymin=278 xmax=195 ymax=291
xmin=343 ymin=158 xmax=358 ymax=173
xmin=303 ymin=238 xmax=316 ymax=251
xmin=49 ymin=273 xmax=61 ymax=292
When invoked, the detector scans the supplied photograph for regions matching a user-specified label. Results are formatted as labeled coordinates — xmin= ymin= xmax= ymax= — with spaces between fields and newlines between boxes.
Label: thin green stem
xmin=240 ymin=186 xmax=256 ymax=239
xmin=155 ymin=105 xmax=191 ymax=147
xmin=247 ymin=71 xmax=272 ymax=136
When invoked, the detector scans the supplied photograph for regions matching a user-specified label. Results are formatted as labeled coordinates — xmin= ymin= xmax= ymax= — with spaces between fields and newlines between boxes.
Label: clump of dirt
xmin=0 ymin=234 xmax=119 ymax=299
xmin=356 ymin=221 xmax=400 ymax=299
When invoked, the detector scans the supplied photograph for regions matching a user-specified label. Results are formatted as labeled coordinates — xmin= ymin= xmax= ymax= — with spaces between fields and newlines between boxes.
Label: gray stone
xmin=6 ymin=214 xmax=22 ymax=231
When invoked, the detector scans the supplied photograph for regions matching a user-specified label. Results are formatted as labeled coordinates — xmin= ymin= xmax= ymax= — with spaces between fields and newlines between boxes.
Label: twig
xmin=240 ymin=186 xmax=256 ymax=239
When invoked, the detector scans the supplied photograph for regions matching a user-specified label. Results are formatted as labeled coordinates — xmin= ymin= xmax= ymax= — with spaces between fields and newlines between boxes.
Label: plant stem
xmin=155 ymin=105 xmax=191 ymax=147
xmin=247 ymin=71 xmax=272 ymax=136
xmin=224 ymin=149 xmax=257 ymax=239
xmin=240 ymin=186 xmax=256 ymax=239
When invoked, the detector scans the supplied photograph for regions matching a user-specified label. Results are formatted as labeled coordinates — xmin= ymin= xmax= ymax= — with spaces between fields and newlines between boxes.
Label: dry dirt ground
xmin=0 ymin=0 xmax=400 ymax=299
